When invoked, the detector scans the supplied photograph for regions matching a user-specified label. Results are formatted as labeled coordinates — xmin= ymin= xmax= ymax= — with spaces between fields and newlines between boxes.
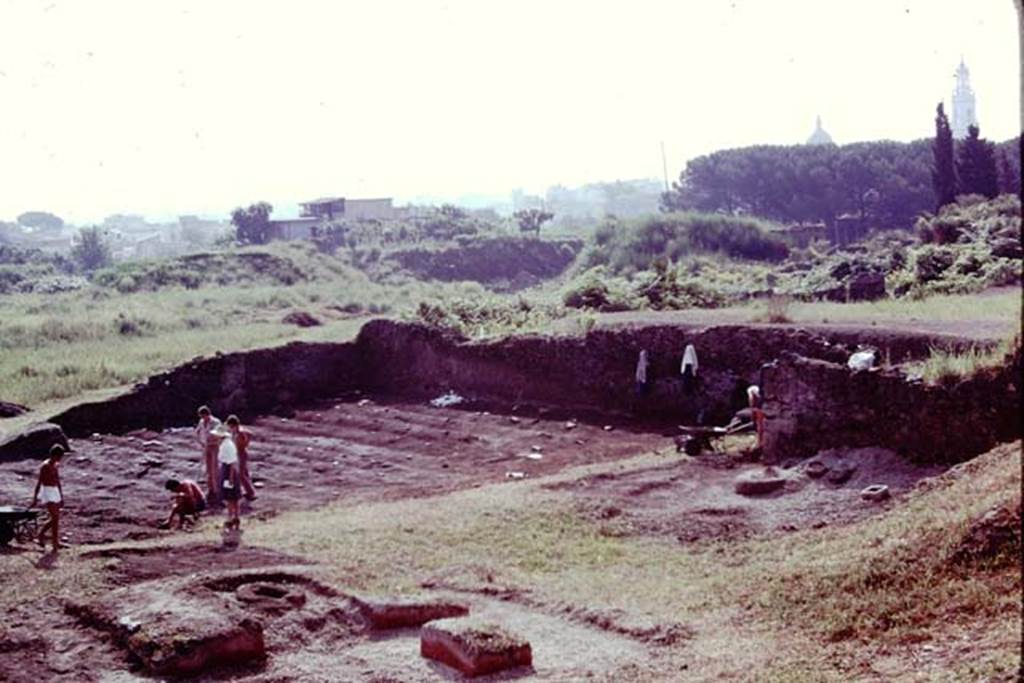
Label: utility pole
xmin=660 ymin=141 xmax=670 ymax=193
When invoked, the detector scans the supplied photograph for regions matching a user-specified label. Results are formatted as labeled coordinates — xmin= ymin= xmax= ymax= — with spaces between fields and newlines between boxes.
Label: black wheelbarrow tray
xmin=675 ymin=420 xmax=753 ymax=455
xmin=0 ymin=506 xmax=41 ymax=546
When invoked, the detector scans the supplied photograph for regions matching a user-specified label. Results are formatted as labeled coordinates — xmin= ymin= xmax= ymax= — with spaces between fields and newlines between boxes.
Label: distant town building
xmin=951 ymin=57 xmax=978 ymax=139
xmin=300 ymin=197 xmax=394 ymax=221
xmin=268 ymin=196 xmax=395 ymax=241
xmin=268 ymin=217 xmax=320 ymax=241
xmin=806 ymin=116 xmax=835 ymax=146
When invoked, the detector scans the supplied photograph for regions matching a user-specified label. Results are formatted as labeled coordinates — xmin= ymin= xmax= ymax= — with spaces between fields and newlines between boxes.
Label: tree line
xmin=662 ymin=127 xmax=1020 ymax=231
xmin=930 ymin=103 xmax=1016 ymax=211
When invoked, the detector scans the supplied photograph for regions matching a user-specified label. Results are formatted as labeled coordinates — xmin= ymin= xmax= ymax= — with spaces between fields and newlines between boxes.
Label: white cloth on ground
xmin=847 ymin=350 xmax=876 ymax=371
xmin=681 ymin=344 xmax=699 ymax=375
xmin=635 ymin=350 xmax=649 ymax=383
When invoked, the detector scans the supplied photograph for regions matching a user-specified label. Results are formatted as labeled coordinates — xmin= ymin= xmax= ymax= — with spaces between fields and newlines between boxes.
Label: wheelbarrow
xmin=675 ymin=419 xmax=753 ymax=456
xmin=0 ymin=506 xmax=41 ymax=547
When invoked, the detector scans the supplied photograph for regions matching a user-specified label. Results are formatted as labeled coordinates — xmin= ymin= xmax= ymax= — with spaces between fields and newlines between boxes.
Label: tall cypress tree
xmin=931 ymin=103 xmax=957 ymax=210
xmin=956 ymin=125 xmax=1000 ymax=199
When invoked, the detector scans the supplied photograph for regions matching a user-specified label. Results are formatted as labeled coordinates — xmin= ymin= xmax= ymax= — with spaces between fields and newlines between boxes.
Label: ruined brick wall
xmin=762 ymin=347 xmax=1021 ymax=463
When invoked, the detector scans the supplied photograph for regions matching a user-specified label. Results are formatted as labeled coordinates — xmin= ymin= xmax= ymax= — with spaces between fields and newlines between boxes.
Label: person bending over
xmin=161 ymin=478 xmax=206 ymax=530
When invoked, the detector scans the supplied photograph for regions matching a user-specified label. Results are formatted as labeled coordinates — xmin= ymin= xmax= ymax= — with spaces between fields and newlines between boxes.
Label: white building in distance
xmin=806 ymin=115 xmax=835 ymax=145
xmin=951 ymin=58 xmax=978 ymax=139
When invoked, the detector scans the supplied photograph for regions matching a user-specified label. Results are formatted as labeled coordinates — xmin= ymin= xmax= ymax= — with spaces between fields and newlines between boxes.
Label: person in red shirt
xmin=161 ymin=478 xmax=207 ymax=530
xmin=31 ymin=444 xmax=66 ymax=552
xmin=225 ymin=415 xmax=257 ymax=501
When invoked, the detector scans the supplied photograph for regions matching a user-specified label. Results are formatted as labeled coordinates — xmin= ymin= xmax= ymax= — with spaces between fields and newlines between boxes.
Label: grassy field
xmin=2 ymin=229 xmax=1020 ymax=409
xmin=747 ymin=287 xmax=1022 ymax=326
xmin=0 ymin=243 xmax=497 ymax=407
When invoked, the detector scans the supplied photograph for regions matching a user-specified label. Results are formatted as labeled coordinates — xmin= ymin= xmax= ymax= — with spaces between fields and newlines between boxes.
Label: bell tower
xmin=951 ymin=57 xmax=978 ymax=139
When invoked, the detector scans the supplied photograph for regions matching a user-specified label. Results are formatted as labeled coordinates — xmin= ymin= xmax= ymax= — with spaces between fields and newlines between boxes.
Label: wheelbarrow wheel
xmin=14 ymin=519 xmax=38 ymax=544
xmin=0 ymin=524 xmax=14 ymax=547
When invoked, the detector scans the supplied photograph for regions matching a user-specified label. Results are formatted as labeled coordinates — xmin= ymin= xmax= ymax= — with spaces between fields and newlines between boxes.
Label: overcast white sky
xmin=0 ymin=0 xmax=1019 ymax=222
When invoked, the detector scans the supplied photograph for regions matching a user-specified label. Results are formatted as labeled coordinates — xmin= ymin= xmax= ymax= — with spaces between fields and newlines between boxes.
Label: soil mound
xmin=0 ymin=421 xmax=68 ymax=463
xmin=0 ymin=401 xmax=28 ymax=418
xmin=282 ymin=310 xmax=321 ymax=327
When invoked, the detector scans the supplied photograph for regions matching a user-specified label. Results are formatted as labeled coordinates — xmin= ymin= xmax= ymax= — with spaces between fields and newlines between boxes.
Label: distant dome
xmin=806 ymin=116 xmax=835 ymax=145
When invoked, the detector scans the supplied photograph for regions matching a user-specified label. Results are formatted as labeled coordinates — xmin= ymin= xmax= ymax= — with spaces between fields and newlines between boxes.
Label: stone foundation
xmin=420 ymin=617 xmax=532 ymax=677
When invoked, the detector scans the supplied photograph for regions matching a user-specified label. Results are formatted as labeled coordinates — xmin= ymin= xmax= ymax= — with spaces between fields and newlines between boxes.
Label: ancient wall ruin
xmin=762 ymin=345 xmax=1021 ymax=463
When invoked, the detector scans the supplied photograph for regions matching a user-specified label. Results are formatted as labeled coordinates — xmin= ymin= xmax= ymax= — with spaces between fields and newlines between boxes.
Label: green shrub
xmin=413 ymin=296 xmax=561 ymax=338
xmin=582 ymin=211 xmax=788 ymax=275
xmin=562 ymin=267 xmax=635 ymax=311
xmin=115 ymin=313 xmax=152 ymax=337
xmin=913 ymin=246 xmax=956 ymax=283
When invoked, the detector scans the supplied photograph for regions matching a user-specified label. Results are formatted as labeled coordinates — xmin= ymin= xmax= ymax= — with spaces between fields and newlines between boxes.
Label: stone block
xmin=421 ymin=617 xmax=532 ymax=677
xmin=859 ymin=484 xmax=890 ymax=502
xmin=734 ymin=469 xmax=787 ymax=496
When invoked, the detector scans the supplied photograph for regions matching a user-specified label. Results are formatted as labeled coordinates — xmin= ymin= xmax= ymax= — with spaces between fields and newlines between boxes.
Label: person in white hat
xmin=214 ymin=426 xmax=242 ymax=529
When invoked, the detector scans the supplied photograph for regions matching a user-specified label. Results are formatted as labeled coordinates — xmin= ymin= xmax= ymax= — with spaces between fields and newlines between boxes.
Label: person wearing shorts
xmin=162 ymin=478 xmax=207 ymax=529
xmin=225 ymin=415 xmax=256 ymax=500
xmin=216 ymin=432 xmax=242 ymax=529
xmin=32 ymin=444 xmax=66 ymax=552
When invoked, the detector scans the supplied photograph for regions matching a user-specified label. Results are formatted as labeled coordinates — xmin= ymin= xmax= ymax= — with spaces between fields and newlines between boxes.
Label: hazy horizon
xmin=1 ymin=0 xmax=1019 ymax=224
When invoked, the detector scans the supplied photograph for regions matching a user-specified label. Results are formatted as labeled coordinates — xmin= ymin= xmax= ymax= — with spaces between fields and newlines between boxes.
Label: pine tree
xmin=955 ymin=125 xmax=999 ymax=199
xmin=931 ymin=103 xmax=957 ymax=210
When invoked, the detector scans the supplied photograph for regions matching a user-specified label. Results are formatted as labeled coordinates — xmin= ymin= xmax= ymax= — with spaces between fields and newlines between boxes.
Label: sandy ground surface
xmin=0 ymin=396 xmax=954 ymax=682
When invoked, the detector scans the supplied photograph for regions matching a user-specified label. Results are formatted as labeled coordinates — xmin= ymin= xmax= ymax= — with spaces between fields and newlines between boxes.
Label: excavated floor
xmin=0 ymin=394 xmax=664 ymax=545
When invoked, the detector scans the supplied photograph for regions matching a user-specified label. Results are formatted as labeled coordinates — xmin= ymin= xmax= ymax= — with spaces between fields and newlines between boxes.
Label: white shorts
xmin=39 ymin=485 xmax=62 ymax=505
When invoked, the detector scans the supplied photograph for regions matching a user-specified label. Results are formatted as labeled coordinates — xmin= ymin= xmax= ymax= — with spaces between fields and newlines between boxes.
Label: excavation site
xmin=1 ymin=316 xmax=1019 ymax=682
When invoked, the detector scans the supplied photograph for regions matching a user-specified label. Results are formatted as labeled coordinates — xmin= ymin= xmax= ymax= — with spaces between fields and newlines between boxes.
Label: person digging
xmin=159 ymin=478 xmax=207 ymax=530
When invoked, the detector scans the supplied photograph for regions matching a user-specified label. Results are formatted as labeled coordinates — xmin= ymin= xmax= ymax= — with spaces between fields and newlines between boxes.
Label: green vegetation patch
xmin=581 ymin=211 xmax=789 ymax=275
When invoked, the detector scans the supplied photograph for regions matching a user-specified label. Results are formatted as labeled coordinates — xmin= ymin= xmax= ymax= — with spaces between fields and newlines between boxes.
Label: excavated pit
xmin=0 ymin=319 xmax=1017 ymax=549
